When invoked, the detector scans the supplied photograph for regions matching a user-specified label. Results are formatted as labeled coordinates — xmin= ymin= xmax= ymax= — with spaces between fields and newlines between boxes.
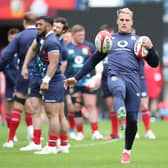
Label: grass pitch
xmin=0 ymin=120 xmax=167 ymax=168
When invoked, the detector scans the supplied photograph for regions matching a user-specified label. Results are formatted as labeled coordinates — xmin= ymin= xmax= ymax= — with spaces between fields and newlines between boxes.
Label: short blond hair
xmin=117 ymin=8 xmax=133 ymax=18
xmin=71 ymin=24 xmax=85 ymax=33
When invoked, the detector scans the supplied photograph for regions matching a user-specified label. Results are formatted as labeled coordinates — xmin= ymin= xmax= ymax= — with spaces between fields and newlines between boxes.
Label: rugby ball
xmin=85 ymin=78 xmax=100 ymax=90
xmin=95 ymin=30 xmax=112 ymax=53
xmin=85 ymin=78 xmax=96 ymax=90
xmin=134 ymin=36 xmax=149 ymax=58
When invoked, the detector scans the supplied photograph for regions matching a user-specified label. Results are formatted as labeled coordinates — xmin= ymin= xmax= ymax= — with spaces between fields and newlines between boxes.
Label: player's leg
xmin=101 ymin=78 xmax=119 ymax=140
xmin=72 ymin=92 xmax=84 ymax=141
xmin=24 ymin=98 xmax=33 ymax=142
xmin=5 ymin=81 xmax=14 ymax=129
xmin=59 ymin=102 xmax=70 ymax=153
xmin=0 ymin=72 xmax=6 ymax=125
xmin=20 ymin=97 xmax=43 ymax=151
xmin=65 ymin=94 xmax=76 ymax=139
xmin=120 ymin=76 xmax=140 ymax=164
xmin=3 ymin=73 xmax=29 ymax=148
xmin=20 ymin=76 xmax=43 ymax=151
xmin=34 ymin=102 xmax=61 ymax=154
xmin=141 ymin=97 xmax=156 ymax=139
xmin=107 ymin=76 xmax=126 ymax=120
xmin=3 ymin=91 xmax=26 ymax=148
xmin=83 ymin=92 xmax=103 ymax=140
xmin=4 ymin=80 xmax=19 ymax=142
xmin=104 ymin=96 xmax=120 ymax=140
xmin=150 ymin=98 xmax=160 ymax=120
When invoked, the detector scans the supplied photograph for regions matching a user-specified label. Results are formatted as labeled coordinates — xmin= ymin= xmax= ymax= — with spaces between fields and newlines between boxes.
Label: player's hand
xmin=64 ymin=77 xmax=77 ymax=89
xmin=21 ymin=65 xmax=29 ymax=79
xmin=142 ymin=36 xmax=153 ymax=49
xmin=40 ymin=82 xmax=49 ymax=94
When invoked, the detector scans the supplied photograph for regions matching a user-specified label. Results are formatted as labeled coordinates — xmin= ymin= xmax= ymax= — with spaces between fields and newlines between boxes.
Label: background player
xmin=0 ymin=12 xmax=37 ymax=148
xmin=22 ymin=16 xmax=69 ymax=154
xmin=98 ymin=24 xmax=120 ymax=140
xmin=0 ymin=28 xmax=19 ymax=140
xmin=136 ymin=60 xmax=156 ymax=139
xmin=65 ymin=24 xmax=103 ymax=140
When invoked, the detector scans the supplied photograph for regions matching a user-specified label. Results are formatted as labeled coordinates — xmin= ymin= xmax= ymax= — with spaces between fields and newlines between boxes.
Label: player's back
xmin=16 ymin=28 xmax=37 ymax=65
xmin=0 ymin=47 xmax=18 ymax=85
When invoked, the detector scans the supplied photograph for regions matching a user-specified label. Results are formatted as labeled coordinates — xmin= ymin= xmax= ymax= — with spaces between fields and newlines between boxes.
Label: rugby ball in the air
xmin=134 ymin=36 xmax=149 ymax=58
xmin=95 ymin=30 xmax=112 ymax=53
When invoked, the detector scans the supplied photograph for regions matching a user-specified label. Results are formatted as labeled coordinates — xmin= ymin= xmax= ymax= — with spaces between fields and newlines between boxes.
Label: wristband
xmin=42 ymin=76 xmax=51 ymax=84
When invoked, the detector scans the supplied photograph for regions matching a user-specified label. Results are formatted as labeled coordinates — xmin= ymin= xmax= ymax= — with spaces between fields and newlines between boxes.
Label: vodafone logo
xmin=74 ymin=56 xmax=84 ymax=64
xmin=117 ymin=40 xmax=128 ymax=48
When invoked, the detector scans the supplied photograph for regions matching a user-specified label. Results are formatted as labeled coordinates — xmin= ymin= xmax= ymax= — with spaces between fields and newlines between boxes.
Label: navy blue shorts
xmin=140 ymin=78 xmax=148 ymax=98
xmin=65 ymin=85 xmax=97 ymax=95
xmin=42 ymin=74 xmax=65 ymax=103
xmin=15 ymin=72 xmax=29 ymax=95
xmin=5 ymin=79 xmax=15 ymax=101
xmin=101 ymin=76 xmax=113 ymax=97
xmin=29 ymin=75 xmax=41 ymax=98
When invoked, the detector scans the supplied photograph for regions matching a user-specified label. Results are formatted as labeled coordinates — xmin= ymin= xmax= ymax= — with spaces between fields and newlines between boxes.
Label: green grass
xmin=0 ymin=120 xmax=168 ymax=168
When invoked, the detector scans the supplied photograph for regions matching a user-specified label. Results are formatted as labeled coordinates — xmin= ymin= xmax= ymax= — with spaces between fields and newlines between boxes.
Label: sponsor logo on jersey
xmin=82 ymin=48 xmax=89 ymax=55
xmin=117 ymin=40 xmax=128 ymax=48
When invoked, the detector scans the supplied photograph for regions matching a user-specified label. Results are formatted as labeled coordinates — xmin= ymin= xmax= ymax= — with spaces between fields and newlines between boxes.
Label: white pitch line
xmin=0 ymin=139 xmax=121 ymax=153
xmin=72 ymin=139 xmax=121 ymax=148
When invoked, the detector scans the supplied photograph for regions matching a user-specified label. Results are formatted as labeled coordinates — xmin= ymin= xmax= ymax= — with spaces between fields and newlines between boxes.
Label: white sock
xmin=123 ymin=149 xmax=131 ymax=154
xmin=27 ymin=125 xmax=33 ymax=141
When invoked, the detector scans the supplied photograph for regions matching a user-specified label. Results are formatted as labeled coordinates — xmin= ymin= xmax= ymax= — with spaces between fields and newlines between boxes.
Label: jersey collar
xmin=45 ymin=30 xmax=54 ymax=38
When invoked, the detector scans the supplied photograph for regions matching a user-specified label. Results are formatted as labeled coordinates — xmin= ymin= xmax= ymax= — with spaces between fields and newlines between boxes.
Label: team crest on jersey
xmin=131 ymin=35 xmax=136 ymax=40
xmin=68 ymin=49 xmax=74 ymax=55
xmin=117 ymin=40 xmax=128 ymax=48
xmin=74 ymin=56 xmax=84 ymax=64
xmin=82 ymin=48 xmax=89 ymax=55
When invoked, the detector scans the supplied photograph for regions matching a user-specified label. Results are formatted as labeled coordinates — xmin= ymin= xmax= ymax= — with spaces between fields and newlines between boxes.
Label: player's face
xmin=53 ymin=22 xmax=64 ymax=36
xmin=73 ymin=31 xmax=85 ymax=44
xmin=8 ymin=34 xmax=17 ymax=42
xmin=62 ymin=31 xmax=72 ymax=44
xmin=117 ymin=13 xmax=133 ymax=34
xmin=36 ymin=19 xmax=48 ymax=37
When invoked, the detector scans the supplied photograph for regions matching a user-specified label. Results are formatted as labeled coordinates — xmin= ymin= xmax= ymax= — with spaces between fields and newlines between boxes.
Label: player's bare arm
xmin=40 ymin=51 xmax=59 ymax=92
